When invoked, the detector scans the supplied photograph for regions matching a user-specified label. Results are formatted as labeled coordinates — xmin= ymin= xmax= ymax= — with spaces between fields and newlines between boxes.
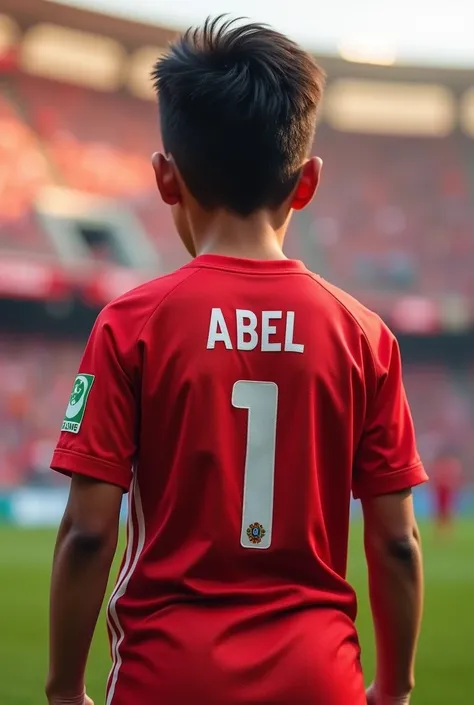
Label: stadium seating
xmin=0 ymin=72 xmax=472 ymax=301
xmin=0 ymin=74 xmax=473 ymax=489
xmin=0 ymin=92 xmax=53 ymax=253
xmin=311 ymin=126 xmax=474 ymax=300
xmin=16 ymin=75 xmax=157 ymax=198
xmin=0 ymin=338 xmax=79 ymax=487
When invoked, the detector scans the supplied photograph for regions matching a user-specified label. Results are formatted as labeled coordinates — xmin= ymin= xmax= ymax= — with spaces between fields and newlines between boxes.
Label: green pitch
xmin=1 ymin=520 xmax=473 ymax=705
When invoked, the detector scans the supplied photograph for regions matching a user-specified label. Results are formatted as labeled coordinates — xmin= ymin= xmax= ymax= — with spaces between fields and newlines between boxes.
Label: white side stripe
xmin=105 ymin=487 xmax=135 ymax=702
xmin=106 ymin=476 xmax=146 ymax=705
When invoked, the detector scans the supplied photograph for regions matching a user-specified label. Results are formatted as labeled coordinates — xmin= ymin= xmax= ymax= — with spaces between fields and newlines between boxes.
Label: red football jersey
xmin=52 ymin=254 xmax=427 ymax=705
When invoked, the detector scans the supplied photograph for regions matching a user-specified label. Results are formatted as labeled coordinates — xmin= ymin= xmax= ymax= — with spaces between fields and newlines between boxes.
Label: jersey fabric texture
xmin=52 ymin=254 xmax=428 ymax=705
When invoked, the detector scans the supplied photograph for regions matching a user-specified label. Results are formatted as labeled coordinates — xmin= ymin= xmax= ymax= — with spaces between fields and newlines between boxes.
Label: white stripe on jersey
xmin=106 ymin=473 xmax=146 ymax=705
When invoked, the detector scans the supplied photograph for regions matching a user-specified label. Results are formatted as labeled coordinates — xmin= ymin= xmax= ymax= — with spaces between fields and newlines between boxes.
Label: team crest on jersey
xmin=247 ymin=522 xmax=266 ymax=544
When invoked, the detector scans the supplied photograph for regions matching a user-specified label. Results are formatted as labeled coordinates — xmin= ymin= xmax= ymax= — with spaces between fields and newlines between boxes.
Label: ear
xmin=152 ymin=152 xmax=181 ymax=206
xmin=291 ymin=157 xmax=322 ymax=211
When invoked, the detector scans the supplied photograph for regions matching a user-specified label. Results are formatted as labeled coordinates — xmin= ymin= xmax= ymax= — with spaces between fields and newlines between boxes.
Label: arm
xmin=47 ymin=307 xmax=138 ymax=704
xmin=46 ymin=475 xmax=123 ymax=704
xmin=352 ymin=324 xmax=428 ymax=704
xmin=362 ymin=490 xmax=423 ymax=704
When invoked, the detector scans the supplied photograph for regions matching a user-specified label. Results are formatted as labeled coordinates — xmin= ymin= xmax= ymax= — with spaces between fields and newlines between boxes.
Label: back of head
xmin=152 ymin=16 xmax=325 ymax=217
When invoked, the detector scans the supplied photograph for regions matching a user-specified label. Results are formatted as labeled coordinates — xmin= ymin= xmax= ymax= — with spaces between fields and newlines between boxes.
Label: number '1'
xmin=232 ymin=380 xmax=278 ymax=549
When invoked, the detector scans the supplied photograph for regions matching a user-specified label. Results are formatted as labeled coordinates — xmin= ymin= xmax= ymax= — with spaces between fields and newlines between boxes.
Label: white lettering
xmin=236 ymin=309 xmax=258 ymax=350
xmin=206 ymin=308 xmax=305 ymax=353
xmin=284 ymin=311 xmax=304 ymax=353
xmin=261 ymin=311 xmax=282 ymax=352
xmin=207 ymin=308 xmax=233 ymax=349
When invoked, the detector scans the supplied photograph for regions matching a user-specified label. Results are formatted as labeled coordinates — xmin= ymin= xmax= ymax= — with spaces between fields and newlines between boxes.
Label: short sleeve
xmin=51 ymin=310 xmax=137 ymax=491
xmin=352 ymin=327 xmax=428 ymax=499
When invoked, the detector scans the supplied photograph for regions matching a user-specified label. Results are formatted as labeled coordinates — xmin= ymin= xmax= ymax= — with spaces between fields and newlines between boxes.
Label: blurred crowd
xmin=0 ymin=73 xmax=473 ymax=489
xmin=0 ymin=75 xmax=473 ymax=298
xmin=0 ymin=338 xmax=78 ymax=488
xmin=0 ymin=337 xmax=473 ymax=489
xmin=311 ymin=126 xmax=474 ymax=300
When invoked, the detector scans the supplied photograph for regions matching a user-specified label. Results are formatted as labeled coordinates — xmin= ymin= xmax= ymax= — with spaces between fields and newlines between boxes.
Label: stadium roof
xmin=58 ymin=0 xmax=474 ymax=69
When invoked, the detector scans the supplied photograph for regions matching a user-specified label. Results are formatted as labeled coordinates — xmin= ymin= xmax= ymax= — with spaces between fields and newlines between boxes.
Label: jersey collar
xmin=186 ymin=254 xmax=308 ymax=274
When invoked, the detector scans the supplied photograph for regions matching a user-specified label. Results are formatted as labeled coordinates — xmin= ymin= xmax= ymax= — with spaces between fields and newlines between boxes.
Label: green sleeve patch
xmin=61 ymin=374 xmax=95 ymax=434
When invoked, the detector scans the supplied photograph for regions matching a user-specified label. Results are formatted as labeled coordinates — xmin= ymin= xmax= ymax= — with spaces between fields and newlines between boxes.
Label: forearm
xmin=366 ymin=526 xmax=423 ymax=698
xmin=47 ymin=519 xmax=117 ymax=698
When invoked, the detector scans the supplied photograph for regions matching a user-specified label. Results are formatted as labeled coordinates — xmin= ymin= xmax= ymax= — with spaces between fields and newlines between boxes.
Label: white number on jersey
xmin=232 ymin=380 xmax=278 ymax=549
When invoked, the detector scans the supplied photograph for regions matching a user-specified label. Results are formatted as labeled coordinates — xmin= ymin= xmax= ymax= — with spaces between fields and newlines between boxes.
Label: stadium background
xmin=0 ymin=1 xmax=473 ymax=703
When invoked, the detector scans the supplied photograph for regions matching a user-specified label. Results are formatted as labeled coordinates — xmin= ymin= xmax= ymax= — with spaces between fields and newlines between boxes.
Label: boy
xmin=47 ymin=16 xmax=426 ymax=705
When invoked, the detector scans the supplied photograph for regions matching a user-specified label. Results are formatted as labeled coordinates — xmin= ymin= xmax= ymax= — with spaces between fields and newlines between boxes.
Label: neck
xmin=193 ymin=210 xmax=289 ymax=261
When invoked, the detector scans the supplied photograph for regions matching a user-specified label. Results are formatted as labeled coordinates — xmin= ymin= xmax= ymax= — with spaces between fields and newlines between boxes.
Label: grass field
xmin=1 ymin=520 xmax=473 ymax=704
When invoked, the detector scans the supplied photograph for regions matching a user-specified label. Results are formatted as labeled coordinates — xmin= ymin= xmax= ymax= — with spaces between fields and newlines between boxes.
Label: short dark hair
xmin=152 ymin=16 xmax=325 ymax=216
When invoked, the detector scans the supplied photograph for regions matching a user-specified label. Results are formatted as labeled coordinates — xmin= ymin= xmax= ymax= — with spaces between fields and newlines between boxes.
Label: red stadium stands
xmin=0 ymin=71 xmax=473 ymax=311
xmin=17 ymin=75 xmax=156 ymax=198
xmin=311 ymin=126 xmax=474 ymax=300
xmin=0 ymin=338 xmax=80 ymax=487
xmin=0 ymin=92 xmax=53 ymax=253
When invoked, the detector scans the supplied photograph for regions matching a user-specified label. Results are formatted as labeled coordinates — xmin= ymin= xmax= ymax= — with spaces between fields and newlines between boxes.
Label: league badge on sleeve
xmin=246 ymin=522 xmax=266 ymax=545
xmin=61 ymin=374 xmax=95 ymax=434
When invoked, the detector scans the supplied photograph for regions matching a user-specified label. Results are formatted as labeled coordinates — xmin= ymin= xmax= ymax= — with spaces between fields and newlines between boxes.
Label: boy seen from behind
xmin=47 ymin=17 xmax=426 ymax=705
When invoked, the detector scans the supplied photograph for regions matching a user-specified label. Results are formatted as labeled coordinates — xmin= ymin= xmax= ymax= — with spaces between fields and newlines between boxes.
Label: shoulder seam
xmin=136 ymin=267 xmax=202 ymax=341
xmin=100 ymin=269 xmax=201 ymax=379
xmin=306 ymin=273 xmax=378 ymax=405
